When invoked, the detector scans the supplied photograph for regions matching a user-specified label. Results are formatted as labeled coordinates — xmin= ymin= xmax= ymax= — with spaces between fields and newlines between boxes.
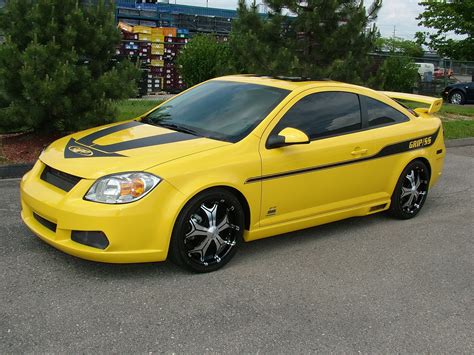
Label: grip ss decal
xmin=245 ymin=127 xmax=440 ymax=183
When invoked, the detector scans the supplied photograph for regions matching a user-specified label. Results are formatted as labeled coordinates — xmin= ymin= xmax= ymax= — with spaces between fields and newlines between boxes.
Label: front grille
xmin=33 ymin=212 xmax=57 ymax=232
xmin=40 ymin=165 xmax=81 ymax=192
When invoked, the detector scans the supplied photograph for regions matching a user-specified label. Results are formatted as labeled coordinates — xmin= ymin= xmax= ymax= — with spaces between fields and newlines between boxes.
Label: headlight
xmin=84 ymin=172 xmax=161 ymax=204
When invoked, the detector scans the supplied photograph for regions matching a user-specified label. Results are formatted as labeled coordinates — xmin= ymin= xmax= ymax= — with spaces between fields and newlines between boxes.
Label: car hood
xmin=40 ymin=120 xmax=230 ymax=179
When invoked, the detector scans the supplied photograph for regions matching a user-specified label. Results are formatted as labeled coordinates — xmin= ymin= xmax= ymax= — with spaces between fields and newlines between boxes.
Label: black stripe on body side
xmin=245 ymin=128 xmax=440 ymax=184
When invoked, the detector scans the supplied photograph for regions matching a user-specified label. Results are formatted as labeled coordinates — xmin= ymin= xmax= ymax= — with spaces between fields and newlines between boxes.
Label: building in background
xmin=114 ymin=0 xmax=244 ymax=95
xmin=115 ymin=0 xmax=238 ymax=36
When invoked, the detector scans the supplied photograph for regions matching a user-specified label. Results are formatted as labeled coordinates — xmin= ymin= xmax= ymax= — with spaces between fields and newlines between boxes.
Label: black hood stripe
xmin=245 ymin=127 xmax=440 ymax=183
xmin=78 ymin=121 xmax=142 ymax=146
xmin=93 ymin=132 xmax=199 ymax=153
xmin=64 ymin=121 xmax=199 ymax=158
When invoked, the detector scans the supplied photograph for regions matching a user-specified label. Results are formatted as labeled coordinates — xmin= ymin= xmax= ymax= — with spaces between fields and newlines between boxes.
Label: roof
xmin=212 ymin=75 xmax=344 ymax=91
xmin=115 ymin=1 xmax=239 ymax=19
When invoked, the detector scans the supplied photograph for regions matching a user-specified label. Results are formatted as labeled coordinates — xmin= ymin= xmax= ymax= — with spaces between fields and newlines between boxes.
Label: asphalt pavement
xmin=1 ymin=147 xmax=473 ymax=353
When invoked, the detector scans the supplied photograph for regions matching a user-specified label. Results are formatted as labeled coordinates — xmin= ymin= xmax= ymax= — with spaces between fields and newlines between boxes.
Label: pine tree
xmin=230 ymin=0 xmax=382 ymax=84
xmin=0 ymin=0 xmax=140 ymax=133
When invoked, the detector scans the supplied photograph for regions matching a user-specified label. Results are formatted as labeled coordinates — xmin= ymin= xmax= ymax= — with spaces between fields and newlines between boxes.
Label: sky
xmin=171 ymin=0 xmax=431 ymax=40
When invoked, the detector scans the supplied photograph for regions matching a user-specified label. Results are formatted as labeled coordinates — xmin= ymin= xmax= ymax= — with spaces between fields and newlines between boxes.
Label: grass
xmin=443 ymin=120 xmax=474 ymax=140
xmin=440 ymin=104 xmax=474 ymax=117
xmin=399 ymin=101 xmax=474 ymax=139
xmin=402 ymin=101 xmax=474 ymax=117
xmin=114 ymin=99 xmax=163 ymax=121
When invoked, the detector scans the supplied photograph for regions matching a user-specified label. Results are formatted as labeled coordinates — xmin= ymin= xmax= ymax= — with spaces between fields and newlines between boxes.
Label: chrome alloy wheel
xmin=450 ymin=92 xmax=462 ymax=105
xmin=400 ymin=167 xmax=428 ymax=215
xmin=184 ymin=200 xmax=240 ymax=266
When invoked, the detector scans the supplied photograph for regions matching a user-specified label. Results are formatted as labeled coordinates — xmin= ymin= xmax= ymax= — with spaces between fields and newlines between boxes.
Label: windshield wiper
xmin=151 ymin=122 xmax=199 ymax=136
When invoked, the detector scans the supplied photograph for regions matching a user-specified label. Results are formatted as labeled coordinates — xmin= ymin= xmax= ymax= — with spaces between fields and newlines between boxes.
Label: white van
xmin=415 ymin=62 xmax=435 ymax=80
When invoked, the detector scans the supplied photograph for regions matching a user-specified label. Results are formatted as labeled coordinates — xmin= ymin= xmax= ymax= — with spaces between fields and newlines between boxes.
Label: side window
xmin=272 ymin=92 xmax=361 ymax=140
xmin=366 ymin=97 xmax=409 ymax=127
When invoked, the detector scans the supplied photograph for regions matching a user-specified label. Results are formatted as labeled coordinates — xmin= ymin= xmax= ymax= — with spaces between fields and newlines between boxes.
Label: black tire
xmin=448 ymin=90 xmax=465 ymax=105
xmin=169 ymin=188 xmax=244 ymax=273
xmin=389 ymin=160 xmax=430 ymax=220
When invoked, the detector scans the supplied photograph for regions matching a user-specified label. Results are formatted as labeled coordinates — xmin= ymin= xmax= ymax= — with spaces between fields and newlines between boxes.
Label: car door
xmin=358 ymin=95 xmax=416 ymax=195
xmin=467 ymin=82 xmax=474 ymax=101
xmin=258 ymin=89 xmax=379 ymax=228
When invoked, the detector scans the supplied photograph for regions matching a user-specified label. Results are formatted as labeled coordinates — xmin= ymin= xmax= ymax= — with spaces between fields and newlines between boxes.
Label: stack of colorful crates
xmin=117 ymin=22 xmax=189 ymax=95
xmin=162 ymin=28 xmax=189 ymax=93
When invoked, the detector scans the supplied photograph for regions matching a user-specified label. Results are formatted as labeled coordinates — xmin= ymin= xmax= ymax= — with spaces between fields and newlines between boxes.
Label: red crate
xmin=122 ymin=32 xmax=139 ymax=41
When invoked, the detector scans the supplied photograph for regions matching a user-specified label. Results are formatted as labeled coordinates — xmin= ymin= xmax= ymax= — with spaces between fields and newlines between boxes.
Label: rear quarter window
xmin=365 ymin=97 xmax=410 ymax=127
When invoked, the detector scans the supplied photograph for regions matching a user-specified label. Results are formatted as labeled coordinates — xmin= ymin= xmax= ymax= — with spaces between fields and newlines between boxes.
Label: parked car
xmin=442 ymin=81 xmax=474 ymax=105
xmin=434 ymin=67 xmax=453 ymax=79
xmin=20 ymin=75 xmax=446 ymax=272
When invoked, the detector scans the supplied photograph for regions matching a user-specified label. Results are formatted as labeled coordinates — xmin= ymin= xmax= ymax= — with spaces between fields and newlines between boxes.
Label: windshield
xmin=143 ymin=81 xmax=289 ymax=142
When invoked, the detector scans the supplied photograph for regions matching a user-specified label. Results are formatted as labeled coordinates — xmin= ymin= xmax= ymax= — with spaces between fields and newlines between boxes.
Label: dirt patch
xmin=0 ymin=132 xmax=65 ymax=164
xmin=439 ymin=113 xmax=474 ymax=122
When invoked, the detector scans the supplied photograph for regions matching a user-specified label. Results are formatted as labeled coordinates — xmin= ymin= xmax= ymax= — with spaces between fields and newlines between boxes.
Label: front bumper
xmin=20 ymin=160 xmax=183 ymax=263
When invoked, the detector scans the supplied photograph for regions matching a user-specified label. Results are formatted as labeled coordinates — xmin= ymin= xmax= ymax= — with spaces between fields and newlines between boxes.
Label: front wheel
xmin=448 ymin=90 xmax=465 ymax=105
xmin=389 ymin=160 xmax=430 ymax=219
xmin=169 ymin=188 xmax=244 ymax=273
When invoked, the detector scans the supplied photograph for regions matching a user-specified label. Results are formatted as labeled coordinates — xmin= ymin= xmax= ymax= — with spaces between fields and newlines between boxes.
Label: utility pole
xmin=392 ymin=25 xmax=396 ymax=52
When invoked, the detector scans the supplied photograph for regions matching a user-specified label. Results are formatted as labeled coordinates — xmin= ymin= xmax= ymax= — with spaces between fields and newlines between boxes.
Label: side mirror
xmin=266 ymin=127 xmax=310 ymax=149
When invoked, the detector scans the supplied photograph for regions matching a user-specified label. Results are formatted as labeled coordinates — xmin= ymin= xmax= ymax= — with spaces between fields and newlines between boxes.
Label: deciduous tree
xmin=375 ymin=37 xmax=424 ymax=58
xmin=177 ymin=34 xmax=231 ymax=87
xmin=416 ymin=0 xmax=473 ymax=60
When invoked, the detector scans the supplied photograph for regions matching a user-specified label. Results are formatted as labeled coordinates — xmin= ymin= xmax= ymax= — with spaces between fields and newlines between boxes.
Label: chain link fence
xmin=415 ymin=58 xmax=473 ymax=96
xmin=372 ymin=53 xmax=474 ymax=96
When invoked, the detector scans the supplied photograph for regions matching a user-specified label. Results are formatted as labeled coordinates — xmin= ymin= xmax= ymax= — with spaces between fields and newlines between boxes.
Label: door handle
xmin=351 ymin=148 xmax=368 ymax=156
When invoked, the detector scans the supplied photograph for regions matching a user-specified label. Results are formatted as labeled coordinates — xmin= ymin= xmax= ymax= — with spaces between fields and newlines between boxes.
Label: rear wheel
xmin=389 ymin=160 xmax=430 ymax=219
xmin=169 ymin=188 xmax=244 ymax=273
xmin=448 ymin=90 xmax=465 ymax=105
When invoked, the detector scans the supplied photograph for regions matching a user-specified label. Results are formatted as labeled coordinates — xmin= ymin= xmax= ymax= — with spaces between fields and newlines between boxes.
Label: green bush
xmin=177 ymin=34 xmax=232 ymax=87
xmin=379 ymin=56 xmax=419 ymax=93
xmin=0 ymin=0 xmax=140 ymax=133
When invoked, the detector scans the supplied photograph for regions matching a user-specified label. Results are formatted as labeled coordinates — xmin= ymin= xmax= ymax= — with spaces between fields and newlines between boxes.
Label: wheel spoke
xmin=185 ymin=218 xmax=208 ymax=239
xmin=401 ymin=187 xmax=412 ymax=198
xmin=217 ymin=213 xmax=230 ymax=232
xmin=213 ymin=234 xmax=228 ymax=256
xmin=188 ymin=236 xmax=213 ymax=262
xmin=406 ymin=170 xmax=416 ymax=188
xmin=415 ymin=173 xmax=421 ymax=189
xmin=403 ymin=193 xmax=415 ymax=209
xmin=201 ymin=203 xmax=218 ymax=227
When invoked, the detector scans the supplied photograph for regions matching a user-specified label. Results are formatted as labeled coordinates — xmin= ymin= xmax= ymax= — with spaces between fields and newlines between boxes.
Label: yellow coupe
xmin=20 ymin=75 xmax=446 ymax=272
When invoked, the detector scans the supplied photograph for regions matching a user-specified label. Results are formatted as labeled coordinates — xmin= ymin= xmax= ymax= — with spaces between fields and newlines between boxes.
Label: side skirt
xmin=243 ymin=199 xmax=391 ymax=242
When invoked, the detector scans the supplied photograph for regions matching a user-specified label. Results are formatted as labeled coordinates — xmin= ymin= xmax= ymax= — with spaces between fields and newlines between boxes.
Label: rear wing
xmin=382 ymin=91 xmax=443 ymax=115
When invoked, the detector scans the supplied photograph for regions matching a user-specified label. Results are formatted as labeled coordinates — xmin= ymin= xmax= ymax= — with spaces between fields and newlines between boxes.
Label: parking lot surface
xmin=1 ymin=146 xmax=473 ymax=353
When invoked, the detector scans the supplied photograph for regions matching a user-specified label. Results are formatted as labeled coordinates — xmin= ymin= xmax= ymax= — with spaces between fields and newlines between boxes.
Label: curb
xmin=0 ymin=138 xmax=473 ymax=180
xmin=445 ymin=137 xmax=474 ymax=148
xmin=0 ymin=163 xmax=33 ymax=179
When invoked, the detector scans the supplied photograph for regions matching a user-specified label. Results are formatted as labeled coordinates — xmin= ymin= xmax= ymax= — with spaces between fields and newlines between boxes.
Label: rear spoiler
xmin=382 ymin=91 xmax=443 ymax=115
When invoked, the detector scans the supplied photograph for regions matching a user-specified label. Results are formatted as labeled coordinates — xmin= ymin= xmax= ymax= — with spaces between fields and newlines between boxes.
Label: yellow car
xmin=20 ymin=75 xmax=446 ymax=272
